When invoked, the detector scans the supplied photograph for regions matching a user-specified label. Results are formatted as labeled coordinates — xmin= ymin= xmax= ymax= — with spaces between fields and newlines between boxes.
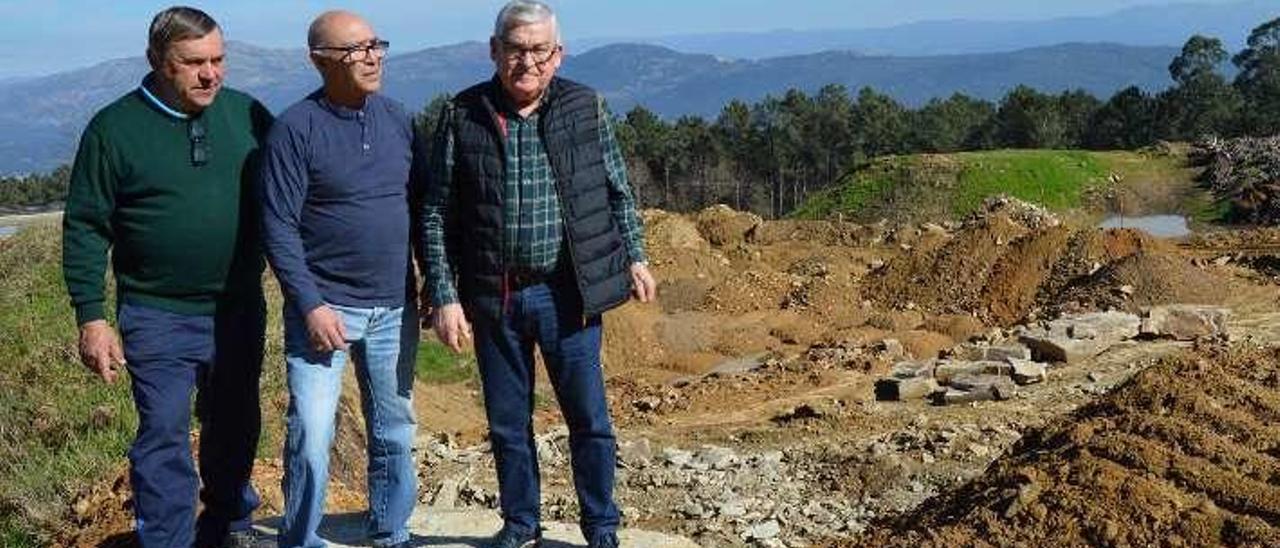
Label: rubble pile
xmin=1195 ymin=135 xmax=1280 ymax=224
xmin=876 ymin=306 xmax=1230 ymax=405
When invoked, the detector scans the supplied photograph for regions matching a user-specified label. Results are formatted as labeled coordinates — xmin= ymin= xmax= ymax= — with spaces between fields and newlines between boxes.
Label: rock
xmin=932 ymin=360 xmax=1012 ymax=385
xmin=922 ymin=222 xmax=949 ymax=237
xmin=890 ymin=360 xmax=934 ymax=379
xmin=935 ymin=376 xmax=1015 ymax=405
xmin=875 ymin=376 xmax=940 ymax=401
xmin=663 ymin=447 xmax=693 ymax=468
xmin=937 ymin=388 xmax=997 ymax=405
xmin=695 ymin=446 xmax=738 ymax=470
xmin=986 ymin=344 xmax=1033 ymax=362
xmin=431 ymin=479 xmax=461 ymax=509
xmin=744 ymin=520 xmax=781 ymax=540
xmin=1019 ymin=334 xmax=1106 ymax=364
xmin=619 ymin=438 xmax=653 ymax=468
xmin=877 ymin=338 xmax=906 ymax=359
xmin=719 ymin=500 xmax=748 ymax=518
xmin=1140 ymin=305 xmax=1230 ymax=341
xmin=1009 ymin=359 xmax=1047 ymax=385
xmin=758 ymin=450 xmax=785 ymax=467
xmin=632 ymin=396 xmax=662 ymax=413
xmin=948 ymin=374 xmax=1017 ymax=396
xmin=680 ymin=502 xmax=710 ymax=518
xmin=948 ymin=343 xmax=1029 ymax=362
xmin=1019 ymin=311 xmax=1141 ymax=363
xmin=1002 ymin=479 xmax=1044 ymax=518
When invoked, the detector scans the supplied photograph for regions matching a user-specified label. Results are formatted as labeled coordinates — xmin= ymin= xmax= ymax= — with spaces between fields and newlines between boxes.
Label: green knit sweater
xmin=62 ymin=84 xmax=273 ymax=324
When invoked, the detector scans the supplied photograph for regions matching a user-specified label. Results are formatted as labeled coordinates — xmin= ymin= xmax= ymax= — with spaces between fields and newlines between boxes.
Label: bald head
xmin=307 ymin=10 xmax=385 ymax=106
xmin=308 ymin=10 xmax=371 ymax=49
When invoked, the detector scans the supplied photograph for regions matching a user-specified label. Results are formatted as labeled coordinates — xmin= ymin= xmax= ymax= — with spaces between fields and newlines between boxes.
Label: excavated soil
xmin=57 ymin=201 xmax=1280 ymax=546
xmin=848 ymin=344 xmax=1280 ymax=548
xmin=864 ymin=199 xmax=1242 ymax=327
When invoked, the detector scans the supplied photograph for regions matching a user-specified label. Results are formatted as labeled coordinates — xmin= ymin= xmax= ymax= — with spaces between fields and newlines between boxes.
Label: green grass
xmin=0 ymin=222 xmax=294 ymax=544
xmin=0 ymin=220 xmax=488 ymax=543
xmin=0 ymin=224 xmax=134 ymax=543
xmin=793 ymin=148 xmax=1200 ymax=223
xmin=951 ymin=150 xmax=1107 ymax=214
xmin=415 ymin=339 xmax=476 ymax=385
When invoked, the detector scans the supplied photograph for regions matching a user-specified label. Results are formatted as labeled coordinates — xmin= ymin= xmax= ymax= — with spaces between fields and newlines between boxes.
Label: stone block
xmin=875 ymin=376 xmax=940 ymax=401
xmin=1140 ymin=305 xmax=1230 ymax=341
xmin=1009 ymin=359 xmax=1047 ymax=385
xmin=1018 ymin=333 xmax=1106 ymax=364
xmin=932 ymin=360 xmax=1011 ymax=384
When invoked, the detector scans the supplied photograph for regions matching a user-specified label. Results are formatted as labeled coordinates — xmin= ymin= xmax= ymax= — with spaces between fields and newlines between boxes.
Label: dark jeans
xmin=118 ymin=298 xmax=265 ymax=548
xmin=472 ymin=275 xmax=620 ymax=541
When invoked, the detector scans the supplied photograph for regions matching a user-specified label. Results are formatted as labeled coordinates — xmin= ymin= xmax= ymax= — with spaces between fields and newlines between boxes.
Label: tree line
xmin=4 ymin=18 xmax=1278 ymax=217
xmin=584 ymin=17 xmax=1279 ymax=218
xmin=0 ymin=165 xmax=69 ymax=211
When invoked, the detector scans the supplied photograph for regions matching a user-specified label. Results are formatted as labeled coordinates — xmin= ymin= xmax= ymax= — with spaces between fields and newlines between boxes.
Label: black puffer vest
xmin=446 ymin=76 xmax=632 ymax=321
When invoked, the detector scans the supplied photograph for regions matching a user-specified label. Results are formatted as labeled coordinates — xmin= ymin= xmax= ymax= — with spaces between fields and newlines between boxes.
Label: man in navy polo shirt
xmin=259 ymin=10 xmax=422 ymax=548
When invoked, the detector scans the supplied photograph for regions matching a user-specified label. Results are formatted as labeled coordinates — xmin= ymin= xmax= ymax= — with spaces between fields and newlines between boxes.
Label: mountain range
xmin=0 ymin=40 xmax=1189 ymax=175
xmin=571 ymin=0 xmax=1275 ymax=59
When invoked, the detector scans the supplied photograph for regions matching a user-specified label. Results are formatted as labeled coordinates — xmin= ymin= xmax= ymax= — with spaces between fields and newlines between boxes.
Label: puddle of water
xmin=0 ymin=226 xmax=16 ymax=238
xmin=1098 ymin=214 xmax=1189 ymax=238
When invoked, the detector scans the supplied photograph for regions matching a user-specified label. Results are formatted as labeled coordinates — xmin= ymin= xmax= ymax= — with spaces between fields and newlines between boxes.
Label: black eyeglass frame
xmin=311 ymin=39 xmax=391 ymax=63
xmin=499 ymin=40 xmax=561 ymax=66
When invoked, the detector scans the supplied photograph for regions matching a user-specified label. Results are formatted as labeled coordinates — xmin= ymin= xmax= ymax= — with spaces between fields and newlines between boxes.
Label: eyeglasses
xmin=188 ymin=118 xmax=209 ymax=167
xmin=500 ymin=41 xmax=560 ymax=66
xmin=312 ymin=39 xmax=390 ymax=63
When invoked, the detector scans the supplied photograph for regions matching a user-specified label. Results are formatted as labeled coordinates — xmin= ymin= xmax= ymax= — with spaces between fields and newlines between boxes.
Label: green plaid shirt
xmin=423 ymin=95 xmax=647 ymax=307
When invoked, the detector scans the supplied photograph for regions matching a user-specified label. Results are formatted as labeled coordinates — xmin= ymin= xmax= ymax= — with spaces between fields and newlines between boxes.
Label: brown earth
xmin=58 ymin=200 xmax=1280 ymax=546
xmin=847 ymin=344 xmax=1280 ymax=548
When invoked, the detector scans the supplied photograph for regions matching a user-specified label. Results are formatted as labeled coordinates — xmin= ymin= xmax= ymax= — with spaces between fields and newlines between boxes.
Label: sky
xmin=0 ymin=0 xmax=1244 ymax=79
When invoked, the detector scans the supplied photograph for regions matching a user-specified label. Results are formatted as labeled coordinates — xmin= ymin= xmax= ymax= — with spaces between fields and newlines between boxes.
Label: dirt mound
xmin=1050 ymin=251 xmax=1235 ymax=315
xmin=864 ymin=195 xmax=1223 ymax=326
xmin=693 ymin=204 xmax=762 ymax=246
xmin=849 ymin=344 xmax=1280 ymax=547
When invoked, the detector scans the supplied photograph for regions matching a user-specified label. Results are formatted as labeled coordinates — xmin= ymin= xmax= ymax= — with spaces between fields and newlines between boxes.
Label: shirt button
xmin=363 ymin=143 xmax=370 ymax=150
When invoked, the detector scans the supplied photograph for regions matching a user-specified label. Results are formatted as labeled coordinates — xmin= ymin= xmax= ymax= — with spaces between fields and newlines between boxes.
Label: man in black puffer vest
xmin=420 ymin=2 xmax=655 ymax=547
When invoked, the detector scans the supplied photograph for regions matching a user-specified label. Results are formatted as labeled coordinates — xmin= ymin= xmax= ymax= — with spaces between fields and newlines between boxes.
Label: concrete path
xmin=256 ymin=507 xmax=700 ymax=547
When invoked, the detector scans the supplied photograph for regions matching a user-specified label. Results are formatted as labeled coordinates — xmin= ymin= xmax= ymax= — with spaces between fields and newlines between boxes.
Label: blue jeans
xmin=473 ymin=275 xmax=620 ymax=542
xmin=279 ymin=304 xmax=418 ymax=548
xmin=118 ymin=299 xmax=265 ymax=548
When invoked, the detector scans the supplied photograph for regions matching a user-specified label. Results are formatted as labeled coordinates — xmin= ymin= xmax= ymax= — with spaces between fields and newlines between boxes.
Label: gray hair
xmin=493 ymin=1 xmax=560 ymax=43
xmin=147 ymin=6 xmax=219 ymax=64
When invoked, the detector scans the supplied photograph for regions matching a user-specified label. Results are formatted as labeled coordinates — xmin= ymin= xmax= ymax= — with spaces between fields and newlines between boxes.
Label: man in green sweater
xmin=61 ymin=7 xmax=273 ymax=548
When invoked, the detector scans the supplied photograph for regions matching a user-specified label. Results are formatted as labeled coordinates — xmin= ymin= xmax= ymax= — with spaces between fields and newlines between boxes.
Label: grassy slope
xmin=792 ymin=148 xmax=1215 ymax=223
xmin=0 ymin=222 xmax=469 ymax=544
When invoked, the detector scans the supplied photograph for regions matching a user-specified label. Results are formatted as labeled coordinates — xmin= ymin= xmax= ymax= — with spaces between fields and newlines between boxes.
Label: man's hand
xmin=630 ymin=262 xmax=656 ymax=303
xmin=78 ymin=320 xmax=124 ymax=383
xmin=432 ymin=303 xmax=472 ymax=353
xmin=306 ymin=305 xmax=348 ymax=353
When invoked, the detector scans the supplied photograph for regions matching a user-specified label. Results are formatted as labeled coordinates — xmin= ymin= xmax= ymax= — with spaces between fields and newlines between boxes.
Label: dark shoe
xmin=588 ymin=532 xmax=619 ymax=548
xmin=488 ymin=525 xmax=541 ymax=548
xmin=221 ymin=529 xmax=271 ymax=548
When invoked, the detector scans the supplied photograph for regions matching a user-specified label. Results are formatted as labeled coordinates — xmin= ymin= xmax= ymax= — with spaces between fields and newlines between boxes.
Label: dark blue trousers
xmin=472 ymin=275 xmax=620 ymax=543
xmin=118 ymin=298 xmax=265 ymax=548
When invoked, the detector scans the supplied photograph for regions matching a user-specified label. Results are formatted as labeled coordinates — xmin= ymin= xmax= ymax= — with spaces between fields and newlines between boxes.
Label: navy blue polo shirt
xmin=260 ymin=90 xmax=420 ymax=315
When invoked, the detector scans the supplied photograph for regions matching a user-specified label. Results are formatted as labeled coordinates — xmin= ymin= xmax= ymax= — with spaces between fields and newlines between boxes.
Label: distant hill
xmin=0 ymin=41 xmax=1183 ymax=174
xmin=569 ymin=42 xmax=1180 ymax=118
xmin=572 ymin=0 xmax=1275 ymax=58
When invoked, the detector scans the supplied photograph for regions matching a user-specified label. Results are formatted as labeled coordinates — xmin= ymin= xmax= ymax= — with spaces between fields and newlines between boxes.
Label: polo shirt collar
xmin=139 ymin=73 xmax=202 ymax=120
